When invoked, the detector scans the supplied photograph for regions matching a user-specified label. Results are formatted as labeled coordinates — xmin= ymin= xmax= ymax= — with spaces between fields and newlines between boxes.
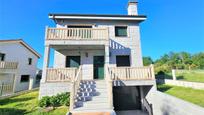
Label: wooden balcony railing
xmin=0 ymin=61 xmax=18 ymax=69
xmin=46 ymin=68 xmax=78 ymax=82
xmin=109 ymin=65 xmax=155 ymax=80
xmin=46 ymin=28 xmax=109 ymax=40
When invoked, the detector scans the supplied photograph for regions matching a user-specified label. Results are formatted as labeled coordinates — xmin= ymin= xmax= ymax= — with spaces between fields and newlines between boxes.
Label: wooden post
xmin=12 ymin=74 xmax=17 ymax=93
xmin=172 ymin=69 xmax=176 ymax=80
xmin=0 ymin=82 xmax=4 ymax=96
xmin=108 ymin=80 xmax=113 ymax=109
xmin=150 ymin=64 xmax=155 ymax=79
xmin=41 ymin=45 xmax=50 ymax=83
xmin=105 ymin=45 xmax=110 ymax=80
xmin=69 ymin=82 xmax=75 ymax=111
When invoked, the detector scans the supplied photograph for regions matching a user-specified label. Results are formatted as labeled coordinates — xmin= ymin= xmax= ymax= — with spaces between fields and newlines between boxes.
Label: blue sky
xmin=0 ymin=0 xmax=204 ymax=68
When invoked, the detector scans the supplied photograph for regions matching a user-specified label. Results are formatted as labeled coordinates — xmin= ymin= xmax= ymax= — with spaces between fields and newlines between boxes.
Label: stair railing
xmin=106 ymin=66 xmax=114 ymax=109
xmin=143 ymin=98 xmax=153 ymax=115
xmin=69 ymin=66 xmax=82 ymax=111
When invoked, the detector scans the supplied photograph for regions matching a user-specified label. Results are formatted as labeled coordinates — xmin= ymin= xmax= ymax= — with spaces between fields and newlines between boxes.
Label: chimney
xmin=127 ymin=0 xmax=138 ymax=15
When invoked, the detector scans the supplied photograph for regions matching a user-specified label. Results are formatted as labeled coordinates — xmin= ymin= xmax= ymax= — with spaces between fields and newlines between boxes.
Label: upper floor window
xmin=115 ymin=26 xmax=127 ymax=37
xmin=0 ymin=53 xmax=5 ymax=61
xmin=116 ymin=55 xmax=130 ymax=67
xmin=28 ymin=58 xmax=32 ymax=65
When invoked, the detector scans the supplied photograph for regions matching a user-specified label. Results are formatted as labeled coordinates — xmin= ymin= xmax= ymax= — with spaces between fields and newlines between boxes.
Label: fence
xmin=0 ymin=82 xmax=13 ymax=96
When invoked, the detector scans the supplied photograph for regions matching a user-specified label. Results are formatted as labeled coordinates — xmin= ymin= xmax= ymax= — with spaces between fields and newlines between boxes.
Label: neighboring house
xmin=40 ymin=0 xmax=156 ymax=115
xmin=0 ymin=39 xmax=40 ymax=94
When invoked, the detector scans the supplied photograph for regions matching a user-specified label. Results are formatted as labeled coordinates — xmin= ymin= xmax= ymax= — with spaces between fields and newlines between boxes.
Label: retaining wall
xmin=157 ymin=79 xmax=204 ymax=90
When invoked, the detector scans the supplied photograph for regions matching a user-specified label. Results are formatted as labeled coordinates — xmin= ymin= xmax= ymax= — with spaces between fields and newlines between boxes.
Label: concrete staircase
xmin=72 ymin=80 xmax=111 ymax=113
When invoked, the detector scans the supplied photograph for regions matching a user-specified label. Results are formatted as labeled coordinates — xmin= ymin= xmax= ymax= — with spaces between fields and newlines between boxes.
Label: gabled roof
xmin=0 ymin=39 xmax=41 ymax=58
xmin=49 ymin=14 xmax=147 ymax=22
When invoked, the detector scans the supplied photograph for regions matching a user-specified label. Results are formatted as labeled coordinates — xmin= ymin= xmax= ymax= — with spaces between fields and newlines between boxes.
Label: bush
xmin=56 ymin=92 xmax=70 ymax=106
xmin=38 ymin=96 xmax=51 ymax=107
xmin=50 ymin=96 xmax=59 ymax=107
xmin=38 ymin=92 xmax=70 ymax=108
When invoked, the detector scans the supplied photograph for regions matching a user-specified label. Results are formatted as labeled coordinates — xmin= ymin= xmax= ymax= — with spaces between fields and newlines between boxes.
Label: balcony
xmin=0 ymin=61 xmax=18 ymax=69
xmin=46 ymin=68 xmax=78 ymax=82
xmin=108 ymin=65 xmax=155 ymax=80
xmin=45 ymin=65 xmax=155 ymax=83
xmin=46 ymin=27 xmax=109 ymax=40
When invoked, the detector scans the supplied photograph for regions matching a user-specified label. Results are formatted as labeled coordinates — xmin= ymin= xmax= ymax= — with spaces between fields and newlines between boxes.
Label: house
xmin=0 ymin=39 xmax=40 ymax=95
xmin=39 ymin=0 xmax=156 ymax=115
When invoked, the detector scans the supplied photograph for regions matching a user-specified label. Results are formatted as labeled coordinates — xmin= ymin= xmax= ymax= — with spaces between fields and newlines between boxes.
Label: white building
xmin=40 ymin=0 xmax=156 ymax=115
xmin=0 ymin=39 xmax=40 ymax=94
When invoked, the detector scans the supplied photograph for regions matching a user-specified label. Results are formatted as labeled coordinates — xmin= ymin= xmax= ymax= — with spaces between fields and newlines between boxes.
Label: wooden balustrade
xmin=109 ymin=65 xmax=155 ymax=80
xmin=46 ymin=68 xmax=78 ymax=82
xmin=70 ymin=66 xmax=82 ymax=111
xmin=0 ymin=83 xmax=13 ymax=96
xmin=0 ymin=61 xmax=18 ymax=69
xmin=46 ymin=28 xmax=109 ymax=40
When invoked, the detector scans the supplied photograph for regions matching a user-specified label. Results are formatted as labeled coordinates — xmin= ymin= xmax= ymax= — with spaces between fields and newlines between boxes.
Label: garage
xmin=113 ymin=86 xmax=141 ymax=111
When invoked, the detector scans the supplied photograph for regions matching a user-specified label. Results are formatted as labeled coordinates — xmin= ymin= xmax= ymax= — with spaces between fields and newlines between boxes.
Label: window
xmin=20 ymin=75 xmax=29 ymax=82
xmin=28 ymin=58 xmax=32 ymax=65
xmin=0 ymin=53 xmax=5 ymax=61
xmin=115 ymin=26 xmax=127 ymax=37
xmin=116 ymin=55 xmax=130 ymax=67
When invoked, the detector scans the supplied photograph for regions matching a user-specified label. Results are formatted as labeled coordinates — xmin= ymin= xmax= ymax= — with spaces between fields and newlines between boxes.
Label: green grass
xmin=157 ymin=84 xmax=204 ymax=107
xmin=176 ymin=71 xmax=204 ymax=83
xmin=159 ymin=70 xmax=204 ymax=83
xmin=0 ymin=90 xmax=68 ymax=115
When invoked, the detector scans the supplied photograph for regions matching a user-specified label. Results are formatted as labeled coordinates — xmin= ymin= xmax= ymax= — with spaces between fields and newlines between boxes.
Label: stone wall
xmin=157 ymin=79 xmax=204 ymax=90
xmin=39 ymin=82 xmax=71 ymax=98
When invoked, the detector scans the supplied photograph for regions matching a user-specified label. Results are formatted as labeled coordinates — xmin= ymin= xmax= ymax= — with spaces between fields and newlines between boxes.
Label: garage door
xmin=113 ymin=86 xmax=141 ymax=111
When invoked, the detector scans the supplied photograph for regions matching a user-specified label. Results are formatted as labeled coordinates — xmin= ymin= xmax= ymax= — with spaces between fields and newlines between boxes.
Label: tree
xmin=143 ymin=57 xmax=153 ymax=66
xmin=192 ymin=52 xmax=204 ymax=69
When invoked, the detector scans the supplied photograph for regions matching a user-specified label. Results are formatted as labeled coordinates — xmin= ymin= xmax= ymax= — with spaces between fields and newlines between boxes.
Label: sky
xmin=0 ymin=0 xmax=204 ymax=69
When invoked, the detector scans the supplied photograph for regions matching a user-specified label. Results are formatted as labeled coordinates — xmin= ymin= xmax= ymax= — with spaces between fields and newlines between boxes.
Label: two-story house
xmin=40 ymin=0 xmax=156 ymax=115
xmin=0 ymin=39 xmax=40 ymax=95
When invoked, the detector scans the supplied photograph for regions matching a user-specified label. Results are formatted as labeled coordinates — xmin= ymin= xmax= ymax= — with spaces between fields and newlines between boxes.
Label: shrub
xmin=50 ymin=96 xmax=59 ymax=107
xmin=38 ymin=92 xmax=70 ymax=108
xmin=57 ymin=92 xmax=70 ymax=106
xmin=38 ymin=96 xmax=51 ymax=107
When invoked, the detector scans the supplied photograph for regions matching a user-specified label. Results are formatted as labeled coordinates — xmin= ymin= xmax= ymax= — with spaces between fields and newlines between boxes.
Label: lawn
xmin=159 ymin=70 xmax=204 ymax=83
xmin=157 ymin=84 xmax=204 ymax=107
xmin=176 ymin=70 xmax=204 ymax=83
xmin=0 ymin=90 xmax=68 ymax=115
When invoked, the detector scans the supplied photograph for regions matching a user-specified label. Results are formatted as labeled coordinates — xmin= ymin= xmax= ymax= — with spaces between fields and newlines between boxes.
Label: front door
xmin=94 ymin=56 xmax=104 ymax=79
xmin=66 ymin=56 xmax=80 ymax=68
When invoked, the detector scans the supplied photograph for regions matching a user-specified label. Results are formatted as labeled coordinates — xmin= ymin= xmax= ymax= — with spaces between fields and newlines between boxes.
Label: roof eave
xmin=49 ymin=14 xmax=147 ymax=21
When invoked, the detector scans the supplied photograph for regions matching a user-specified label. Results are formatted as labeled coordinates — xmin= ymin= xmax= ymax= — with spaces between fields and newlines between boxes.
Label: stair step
xmin=75 ymin=96 xmax=92 ymax=101
xmin=91 ymin=97 xmax=108 ymax=101
xmin=80 ymin=84 xmax=96 ymax=88
xmin=79 ymin=88 xmax=96 ymax=92
xmin=77 ymin=92 xmax=98 ymax=97
xmin=83 ymin=102 xmax=109 ymax=108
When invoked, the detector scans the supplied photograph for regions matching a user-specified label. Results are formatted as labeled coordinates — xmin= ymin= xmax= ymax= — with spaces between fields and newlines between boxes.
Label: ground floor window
xmin=66 ymin=56 xmax=81 ymax=68
xmin=20 ymin=75 xmax=30 ymax=83
xmin=116 ymin=55 xmax=130 ymax=67
xmin=113 ymin=86 xmax=141 ymax=111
